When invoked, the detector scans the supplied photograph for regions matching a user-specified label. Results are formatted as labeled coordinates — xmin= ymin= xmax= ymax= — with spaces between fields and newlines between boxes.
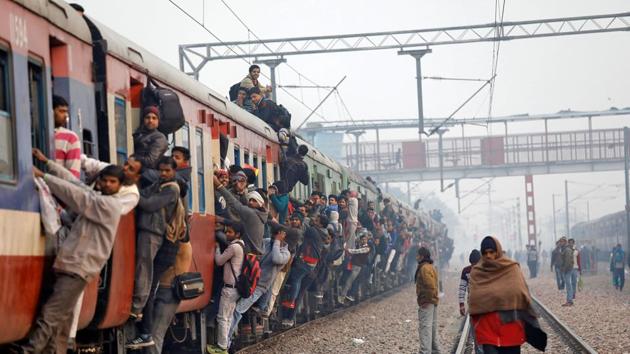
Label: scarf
xmin=468 ymin=236 xmax=531 ymax=315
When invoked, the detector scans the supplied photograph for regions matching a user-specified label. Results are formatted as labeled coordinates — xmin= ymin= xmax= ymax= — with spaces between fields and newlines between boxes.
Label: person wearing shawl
xmin=469 ymin=236 xmax=547 ymax=354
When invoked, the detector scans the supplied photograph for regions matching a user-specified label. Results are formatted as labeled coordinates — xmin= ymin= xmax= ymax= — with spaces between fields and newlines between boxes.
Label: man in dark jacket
xmin=281 ymin=145 xmax=309 ymax=193
xmin=130 ymin=157 xmax=181 ymax=339
xmin=250 ymin=87 xmax=278 ymax=127
xmin=280 ymin=214 xmax=328 ymax=327
xmin=133 ymin=106 xmax=168 ymax=169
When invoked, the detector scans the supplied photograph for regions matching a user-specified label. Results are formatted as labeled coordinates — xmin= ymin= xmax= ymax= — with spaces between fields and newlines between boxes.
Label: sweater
xmin=54 ymin=127 xmax=81 ymax=178
xmin=217 ymin=186 xmax=267 ymax=255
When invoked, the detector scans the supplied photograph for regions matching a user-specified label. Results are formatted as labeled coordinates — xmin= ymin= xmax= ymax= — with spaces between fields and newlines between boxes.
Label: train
xmin=0 ymin=0 xmax=450 ymax=352
xmin=572 ymin=210 xmax=629 ymax=259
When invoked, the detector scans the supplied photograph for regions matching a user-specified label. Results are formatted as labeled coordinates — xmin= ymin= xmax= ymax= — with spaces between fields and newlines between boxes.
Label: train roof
xmin=14 ymin=0 xmax=92 ymax=43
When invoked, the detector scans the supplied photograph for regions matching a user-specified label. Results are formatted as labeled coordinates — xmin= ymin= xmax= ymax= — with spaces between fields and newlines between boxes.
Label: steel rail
xmin=531 ymin=296 xmax=598 ymax=354
xmin=453 ymin=314 xmax=472 ymax=354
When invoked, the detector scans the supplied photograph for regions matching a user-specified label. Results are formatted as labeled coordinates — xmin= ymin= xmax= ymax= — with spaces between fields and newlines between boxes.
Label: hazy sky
xmin=77 ymin=0 xmax=630 ymax=252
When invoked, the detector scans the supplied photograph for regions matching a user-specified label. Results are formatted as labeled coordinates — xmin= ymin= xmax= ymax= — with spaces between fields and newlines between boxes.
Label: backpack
xmin=229 ymin=242 xmax=261 ymax=298
xmin=613 ymin=250 xmax=624 ymax=268
xmin=229 ymin=82 xmax=241 ymax=101
xmin=160 ymin=182 xmax=187 ymax=243
xmin=142 ymin=78 xmax=185 ymax=135
xmin=274 ymin=104 xmax=291 ymax=129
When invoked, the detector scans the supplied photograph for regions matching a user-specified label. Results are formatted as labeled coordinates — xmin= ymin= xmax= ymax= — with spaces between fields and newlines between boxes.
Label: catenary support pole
xmin=624 ymin=127 xmax=630 ymax=251
xmin=398 ymin=49 xmax=432 ymax=142
xmin=254 ymin=58 xmax=287 ymax=102
xmin=565 ymin=180 xmax=570 ymax=238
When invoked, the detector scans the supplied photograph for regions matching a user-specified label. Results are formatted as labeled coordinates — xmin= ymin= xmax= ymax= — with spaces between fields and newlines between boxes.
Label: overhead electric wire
xmin=168 ymin=0 xmax=327 ymax=120
xmin=487 ymin=0 xmax=507 ymax=121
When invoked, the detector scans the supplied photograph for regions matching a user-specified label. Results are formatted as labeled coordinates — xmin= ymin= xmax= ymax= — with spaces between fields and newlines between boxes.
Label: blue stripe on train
xmin=0 ymin=51 xmax=97 ymax=213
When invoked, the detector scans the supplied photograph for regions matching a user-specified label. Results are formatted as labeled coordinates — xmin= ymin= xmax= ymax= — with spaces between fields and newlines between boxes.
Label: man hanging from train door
xmin=12 ymin=164 xmax=124 ymax=354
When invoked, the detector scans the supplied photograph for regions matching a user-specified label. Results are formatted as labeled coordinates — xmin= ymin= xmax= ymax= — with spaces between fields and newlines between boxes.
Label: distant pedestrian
xmin=458 ymin=249 xmax=481 ymax=316
xmin=550 ymin=240 xmax=564 ymax=290
xmin=559 ymin=237 xmax=576 ymax=306
xmin=415 ymin=247 xmax=441 ymax=354
xmin=526 ymin=245 xmax=538 ymax=278
xmin=610 ymin=244 xmax=625 ymax=291
xmin=469 ymin=236 xmax=547 ymax=354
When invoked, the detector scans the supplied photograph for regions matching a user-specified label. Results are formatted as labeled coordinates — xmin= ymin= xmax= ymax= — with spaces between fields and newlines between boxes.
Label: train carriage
xmin=0 ymin=0 xmax=450 ymax=352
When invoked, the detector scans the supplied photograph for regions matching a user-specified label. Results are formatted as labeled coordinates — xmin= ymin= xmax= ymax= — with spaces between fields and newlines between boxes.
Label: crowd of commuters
xmin=207 ymin=174 xmax=433 ymax=353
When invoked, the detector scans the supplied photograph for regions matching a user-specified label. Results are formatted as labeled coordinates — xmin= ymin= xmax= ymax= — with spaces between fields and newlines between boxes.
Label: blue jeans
xmin=564 ymin=269 xmax=578 ymax=303
xmin=148 ymin=288 xmax=180 ymax=354
xmin=613 ymin=268 xmax=625 ymax=290
xmin=284 ymin=262 xmax=314 ymax=304
xmin=227 ymin=286 xmax=266 ymax=347
xmin=554 ymin=267 xmax=564 ymax=290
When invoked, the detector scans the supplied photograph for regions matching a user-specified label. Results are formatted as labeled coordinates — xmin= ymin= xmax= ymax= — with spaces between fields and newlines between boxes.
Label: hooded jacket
xmin=217 ymin=186 xmax=267 ymax=255
xmin=327 ymin=210 xmax=343 ymax=237
xmin=257 ymin=238 xmax=291 ymax=291
xmin=132 ymin=126 xmax=168 ymax=169
xmin=43 ymin=169 xmax=123 ymax=281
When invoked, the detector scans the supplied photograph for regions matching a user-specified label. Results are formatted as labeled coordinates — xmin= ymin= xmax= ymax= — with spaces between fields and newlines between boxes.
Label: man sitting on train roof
xmin=249 ymin=87 xmax=278 ymax=126
xmin=133 ymin=106 xmax=168 ymax=170
xmin=232 ymin=86 xmax=253 ymax=113
xmin=240 ymin=64 xmax=272 ymax=98
xmin=13 ymin=164 xmax=125 ymax=354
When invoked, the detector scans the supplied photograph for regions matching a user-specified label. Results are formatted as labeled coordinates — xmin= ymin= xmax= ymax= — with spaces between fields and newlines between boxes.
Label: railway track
xmin=453 ymin=296 xmax=598 ymax=354
xmin=235 ymin=285 xmax=407 ymax=353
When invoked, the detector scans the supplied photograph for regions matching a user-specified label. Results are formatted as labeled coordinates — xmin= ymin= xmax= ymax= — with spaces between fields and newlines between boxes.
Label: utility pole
xmin=552 ymin=194 xmax=558 ymax=243
xmin=517 ymin=197 xmax=522 ymax=249
xmin=624 ymin=127 xmax=630 ymax=251
xmin=437 ymin=128 xmax=448 ymax=191
xmin=565 ymin=180 xmax=570 ymax=238
xmin=398 ymin=49 xmax=432 ymax=142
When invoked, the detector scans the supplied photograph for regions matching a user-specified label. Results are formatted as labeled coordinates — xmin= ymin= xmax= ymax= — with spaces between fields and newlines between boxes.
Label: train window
xmin=244 ymin=151 xmax=250 ymax=165
xmin=82 ymin=129 xmax=95 ymax=157
xmin=195 ymin=128 xmax=205 ymax=213
xmin=181 ymin=123 xmax=192 ymax=209
xmin=261 ymin=158 xmax=267 ymax=188
xmin=0 ymin=50 xmax=16 ymax=182
xmin=28 ymin=61 xmax=48 ymax=160
xmin=253 ymin=154 xmax=259 ymax=187
xmin=234 ymin=146 xmax=241 ymax=166
xmin=182 ymin=122 xmax=190 ymax=149
xmin=114 ymin=97 xmax=127 ymax=163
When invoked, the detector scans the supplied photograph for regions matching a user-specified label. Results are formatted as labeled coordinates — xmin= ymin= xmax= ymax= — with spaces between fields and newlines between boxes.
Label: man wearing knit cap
xmin=214 ymin=174 xmax=267 ymax=255
xmin=415 ymin=247 xmax=440 ymax=354
xmin=133 ymin=106 xmax=167 ymax=169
